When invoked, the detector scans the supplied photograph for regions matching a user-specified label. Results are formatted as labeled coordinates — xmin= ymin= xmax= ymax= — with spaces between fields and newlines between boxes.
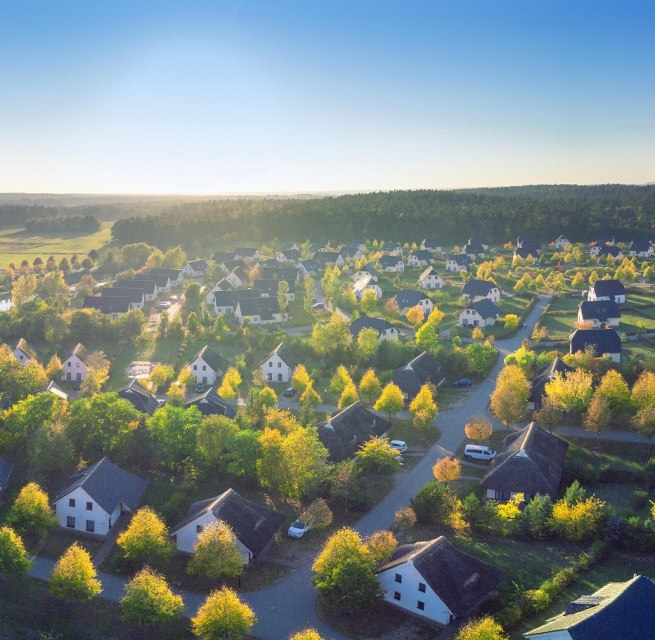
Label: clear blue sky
xmin=1 ymin=0 xmax=654 ymax=193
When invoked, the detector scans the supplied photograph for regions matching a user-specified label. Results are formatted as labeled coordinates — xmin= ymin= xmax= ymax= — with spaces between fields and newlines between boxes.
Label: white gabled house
xmin=12 ymin=338 xmax=36 ymax=365
xmin=349 ymin=315 xmax=399 ymax=341
xmin=458 ymin=299 xmax=500 ymax=327
xmin=149 ymin=268 xmax=184 ymax=287
xmin=234 ymin=298 xmax=288 ymax=325
xmin=353 ymin=275 xmax=382 ymax=300
xmin=377 ymin=255 xmax=405 ymax=273
xmin=553 ymin=234 xmax=571 ymax=250
xmin=445 ymin=254 xmax=472 ymax=272
xmin=375 ymin=536 xmax=502 ymax=625
xmin=417 ymin=266 xmax=443 ymax=290
xmin=170 ymin=488 xmax=283 ymax=564
xmin=421 ymin=239 xmax=442 ymax=252
xmin=461 ymin=279 xmax=501 ymax=303
xmin=182 ymin=260 xmax=208 ymax=278
xmin=587 ymin=279 xmax=626 ymax=304
xmin=259 ymin=342 xmax=302 ymax=383
xmin=393 ymin=289 xmax=433 ymax=316
xmin=407 ymin=250 xmax=432 ymax=268
xmin=352 ymin=265 xmax=379 ymax=283
xmin=61 ymin=343 xmax=90 ymax=383
xmin=187 ymin=345 xmax=229 ymax=386
xmin=54 ymin=458 xmax=148 ymax=537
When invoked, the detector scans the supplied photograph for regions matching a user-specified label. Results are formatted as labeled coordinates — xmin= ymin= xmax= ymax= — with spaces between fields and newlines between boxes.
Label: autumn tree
xmin=464 ymin=416 xmax=493 ymax=442
xmin=192 ymin=588 xmax=257 ymax=640
xmin=426 ymin=306 xmax=445 ymax=327
xmin=415 ymin=321 xmax=438 ymax=352
xmin=120 ymin=567 xmax=184 ymax=626
xmin=330 ymin=365 xmax=353 ymax=397
xmin=301 ymin=498 xmax=334 ymax=530
xmin=409 ymin=384 xmax=438 ymax=430
xmin=595 ymin=369 xmax=631 ymax=417
xmin=188 ymin=521 xmax=245 ymax=579
xmin=6 ymin=482 xmax=57 ymax=539
xmin=545 ymin=369 xmax=594 ymax=412
xmin=356 ymin=437 xmax=401 ymax=475
xmin=218 ymin=367 xmax=242 ymax=400
xmin=338 ymin=382 xmax=359 ymax=409
xmin=277 ymin=280 xmax=290 ymax=323
xmin=393 ymin=507 xmax=417 ymax=531
xmin=0 ymin=526 xmax=31 ymax=577
xmin=490 ymin=365 xmax=529 ymax=425
xmin=361 ymin=289 xmax=378 ymax=314
xmin=117 ymin=507 xmax=173 ymax=564
xmin=584 ymin=394 xmax=611 ymax=442
xmin=503 ymin=314 xmax=520 ymax=331
xmin=299 ymin=382 xmax=322 ymax=425
xmin=45 ymin=354 xmax=64 ymax=380
xmin=356 ymin=327 xmax=379 ymax=363
xmin=406 ymin=305 xmax=424 ymax=328
xmin=291 ymin=364 xmax=312 ymax=394
xmin=49 ymin=543 xmax=102 ymax=602
xmin=289 ymin=631 xmax=324 ymax=640
xmin=454 ymin=617 xmax=509 ymax=640
xmin=312 ymin=528 xmax=380 ymax=612
xmin=433 ymin=457 xmax=461 ymax=487
xmin=374 ymin=382 xmax=405 ymax=420
xmin=359 ymin=368 xmax=382 ymax=404
xmin=550 ymin=495 xmax=607 ymax=542
xmin=365 ymin=530 xmax=397 ymax=566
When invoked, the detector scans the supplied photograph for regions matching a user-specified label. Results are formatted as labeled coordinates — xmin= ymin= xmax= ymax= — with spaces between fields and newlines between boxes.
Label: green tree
xmin=196 ymin=415 xmax=240 ymax=470
xmin=356 ymin=437 xmax=400 ymax=475
xmin=149 ymin=364 xmax=175 ymax=392
xmin=311 ymin=313 xmax=352 ymax=357
xmin=188 ymin=521 xmax=245 ymax=579
xmin=411 ymin=481 xmax=457 ymax=525
xmin=192 ymin=588 xmax=257 ymax=640
xmin=373 ymin=382 xmax=405 ymax=420
xmin=303 ymin=276 xmax=315 ymax=315
xmin=595 ymin=369 xmax=631 ymax=416
xmin=49 ymin=543 xmax=101 ymax=602
xmin=338 ymin=382 xmax=359 ymax=409
xmin=490 ymin=365 xmax=529 ymax=425
xmin=361 ymin=289 xmax=378 ymax=314
xmin=117 ymin=507 xmax=173 ymax=564
xmin=415 ymin=321 xmax=438 ymax=352
xmin=523 ymin=494 xmax=553 ymax=540
xmin=120 ymin=567 xmax=184 ymax=625
xmin=359 ymin=368 xmax=382 ymax=404
xmin=409 ymin=384 xmax=438 ymax=430
xmin=147 ymin=404 xmax=203 ymax=470
xmin=6 ymin=483 xmax=57 ymax=539
xmin=312 ymin=528 xmax=381 ymax=612
xmin=0 ymin=526 xmax=31 ymax=577
xmin=330 ymin=365 xmax=353 ymax=396
xmin=277 ymin=280 xmax=290 ymax=323
xmin=356 ymin=327 xmax=379 ymax=363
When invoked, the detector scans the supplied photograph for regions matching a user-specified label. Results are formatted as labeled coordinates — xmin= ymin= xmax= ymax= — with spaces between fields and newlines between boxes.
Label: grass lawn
xmin=37 ymin=527 xmax=103 ymax=560
xmin=0 ymin=577 xmax=193 ymax=640
xmin=0 ymin=223 xmax=113 ymax=268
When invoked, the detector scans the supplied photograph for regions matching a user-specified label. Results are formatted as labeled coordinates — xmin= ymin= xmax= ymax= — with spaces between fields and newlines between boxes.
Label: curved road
xmin=29 ymin=296 xmax=551 ymax=640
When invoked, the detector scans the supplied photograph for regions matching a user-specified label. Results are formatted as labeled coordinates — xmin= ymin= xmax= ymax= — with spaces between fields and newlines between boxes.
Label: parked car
xmin=464 ymin=444 xmax=496 ymax=461
xmin=389 ymin=439 xmax=407 ymax=453
xmin=283 ymin=387 xmax=297 ymax=398
xmin=312 ymin=302 xmax=327 ymax=312
xmin=169 ymin=295 xmax=179 ymax=302
xmin=194 ymin=383 xmax=206 ymax=394
xmin=156 ymin=301 xmax=171 ymax=310
xmin=453 ymin=378 xmax=472 ymax=388
xmin=287 ymin=518 xmax=310 ymax=538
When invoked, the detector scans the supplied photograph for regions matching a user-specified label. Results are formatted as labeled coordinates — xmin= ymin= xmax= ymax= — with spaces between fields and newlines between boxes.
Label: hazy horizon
xmin=2 ymin=1 xmax=654 ymax=193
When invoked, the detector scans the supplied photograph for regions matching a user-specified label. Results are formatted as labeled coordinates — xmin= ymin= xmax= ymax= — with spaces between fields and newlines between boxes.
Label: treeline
xmin=24 ymin=215 xmax=100 ymax=233
xmin=111 ymin=185 xmax=655 ymax=248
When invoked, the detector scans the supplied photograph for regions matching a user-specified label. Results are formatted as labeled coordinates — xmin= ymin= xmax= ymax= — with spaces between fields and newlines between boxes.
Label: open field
xmin=0 ymin=223 xmax=113 ymax=267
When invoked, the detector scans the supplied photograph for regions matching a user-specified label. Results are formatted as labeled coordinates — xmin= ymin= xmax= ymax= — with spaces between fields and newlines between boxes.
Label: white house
xmin=445 ymin=254 xmax=472 ymax=272
xmin=417 ymin=266 xmax=443 ymax=290
xmin=577 ymin=301 xmax=621 ymax=328
xmin=149 ymin=268 xmax=183 ymax=287
xmin=225 ymin=267 xmax=247 ymax=289
xmin=461 ymin=279 xmax=501 ymax=303
xmin=458 ymin=299 xmax=500 ymax=327
xmin=393 ymin=289 xmax=433 ymax=316
xmin=587 ymin=279 xmax=626 ymax=304
xmin=420 ymin=239 xmax=442 ymax=252
xmin=187 ymin=345 xmax=229 ymax=386
xmin=135 ymin=273 xmax=171 ymax=294
xmin=12 ymin=338 xmax=36 ymax=365
xmin=170 ymin=488 xmax=284 ymax=564
xmin=353 ymin=275 xmax=382 ymax=300
xmin=407 ymin=250 xmax=432 ymax=268
xmin=349 ymin=316 xmax=399 ymax=341
xmin=234 ymin=298 xmax=287 ymax=325
xmin=259 ymin=342 xmax=302 ymax=383
xmin=630 ymin=240 xmax=654 ymax=258
xmin=182 ymin=260 xmax=208 ymax=278
xmin=61 ymin=343 xmax=90 ymax=383
xmin=375 ymin=536 xmax=502 ymax=626
xmin=377 ymin=255 xmax=405 ymax=273
xmin=553 ymin=234 xmax=572 ymax=250
xmin=54 ymin=458 xmax=148 ymax=537
xmin=352 ymin=265 xmax=378 ymax=282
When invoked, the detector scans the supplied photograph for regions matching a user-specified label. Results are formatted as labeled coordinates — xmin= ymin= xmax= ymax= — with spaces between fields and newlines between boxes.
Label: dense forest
xmin=110 ymin=185 xmax=655 ymax=248
xmin=24 ymin=214 xmax=100 ymax=233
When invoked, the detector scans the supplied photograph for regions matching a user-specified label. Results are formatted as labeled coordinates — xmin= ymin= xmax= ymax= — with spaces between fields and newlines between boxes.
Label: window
xmin=268 ymin=373 xmax=272 ymax=381
xmin=417 ymin=601 xmax=425 ymax=611
xmin=202 ymin=365 xmax=206 ymax=371
xmin=278 ymin=362 xmax=282 ymax=368
xmin=86 ymin=502 xmax=93 ymax=511
xmin=86 ymin=520 xmax=95 ymax=533
xmin=66 ymin=516 xmax=75 ymax=528
xmin=68 ymin=361 xmax=71 ymax=367
xmin=69 ymin=498 xmax=75 ymax=508
xmin=418 ymin=583 xmax=426 ymax=593
xmin=196 ymin=525 xmax=204 ymax=533
xmin=193 ymin=364 xmax=197 ymax=370
xmin=268 ymin=361 xmax=273 ymax=367
xmin=393 ymin=592 xmax=401 ymax=601
xmin=394 ymin=573 xmax=402 ymax=584
xmin=67 ymin=372 xmax=71 ymax=380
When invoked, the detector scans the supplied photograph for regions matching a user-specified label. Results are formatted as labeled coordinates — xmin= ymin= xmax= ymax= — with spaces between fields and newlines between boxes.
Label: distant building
xmin=259 ymin=342 xmax=302 ymax=384
xmin=12 ymin=338 xmax=36 ymax=365
xmin=569 ymin=328 xmax=622 ymax=363
xmin=588 ymin=280 xmax=626 ymax=304
xmin=61 ymin=343 xmax=90 ymax=383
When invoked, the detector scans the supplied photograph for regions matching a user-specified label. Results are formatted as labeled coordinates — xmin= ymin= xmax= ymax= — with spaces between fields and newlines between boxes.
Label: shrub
xmin=393 ymin=507 xmax=417 ymax=531
xmin=411 ymin=481 xmax=457 ymax=525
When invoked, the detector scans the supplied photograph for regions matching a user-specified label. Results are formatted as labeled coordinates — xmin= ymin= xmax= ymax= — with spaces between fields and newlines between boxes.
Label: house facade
xmin=187 ymin=346 xmax=228 ymax=386
xmin=61 ymin=343 xmax=89 ymax=382
xmin=461 ymin=279 xmax=501 ymax=303
xmin=588 ymin=280 xmax=626 ymax=304
xmin=259 ymin=342 xmax=301 ymax=383
xmin=417 ymin=266 xmax=444 ymax=290
xmin=458 ymin=299 xmax=500 ymax=327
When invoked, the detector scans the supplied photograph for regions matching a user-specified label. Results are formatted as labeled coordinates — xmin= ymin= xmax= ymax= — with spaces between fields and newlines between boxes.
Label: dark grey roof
xmin=377 ymin=536 xmax=503 ymax=618
xmin=461 ymin=279 xmax=497 ymax=297
xmin=83 ymin=296 xmax=131 ymax=314
xmin=570 ymin=329 xmax=622 ymax=356
xmin=13 ymin=338 xmax=36 ymax=360
xmin=469 ymin=299 xmax=500 ymax=319
xmin=234 ymin=247 xmax=258 ymax=257
xmin=515 ymin=246 xmax=539 ymax=260
xmin=115 ymin=279 xmax=157 ymax=295
xmin=578 ymin=300 xmax=621 ymax=322
xmin=378 ymin=255 xmax=403 ymax=268
xmin=590 ymin=234 xmax=615 ymax=246
xmin=393 ymin=289 xmax=430 ymax=310
xmin=419 ymin=266 xmax=439 ymax=280
xmin=412 ymin=250 xmax=433 ymax=261
xmin=464 ymin=243 xmax=485 ymax=255
xmin=597 ymin=245 xmax=622 ymax=258
xmin=480 ymin=422 xmax=568 ymax=498
xmin=100 ymin=287 xmax=144 ymax=303
xmin=212 ymin=289 xmax=260 ymax=308
xmin=189 ymin=345 xmax=229 ymax=374
xmin=261 ymin=342 xmax=302 ymax=370
xmin=0 ymin=457 xmax=14 ymax=493
xmin=170 ymin=488 xmax=283 ymax=556
xmin=526 ymin=575 xmax=655 ymax=639
xmin=60 ymin=342 xmax=89 ymax=364
xmin=185 ymin=386 xmax=236 ymax=418
xmin=280 ymin=248 xmax=300 ymax=260
xmin=631 ymin=240 xmax=652 ymax=252
xmin=149 ymin=268 xmax=182 ymax=280
xmin=236 ymin=297 xmax=281 ymax=320
xmin=299 ymin=259 xmax=320 ymax=273
xmin=186 ymin=259 xmax=208 ymax=272
xmin=212 ymin=250 xmax=236 ymax=263
xmin=422 ymin=238 xmax=442 ymax=249
xmin=54 ymin=458 xmax=148 ymax=514
xmin=260 ymin=266 xmax=300 ymax=282
xmin=252 ymin=278 xmax=296 ymax=296
xmin=529 ymin=357 xmax=575 ymax=408
xmin=519 ymin=239 xmax=542 ymax=253
xmin=449 ymin=254 xmax=472 ymax=266
xmin=135 ymin=272 xmax=171 ymax=288
xmin=349 ymin=315 xmax=396 ymax=338
xmin=318 ymin=402 xmax=391 ymax=461
xmin=391 ymin=351 xmax=443 ymax=401
xmin=468 ymin=236 xmax=488 ymax=245
xmin=118 ymin=378 xmax=164 ymax=416
xmin=591 ymin=279 xmax=625 ymax=297
xmin=357 ymin=264 xmax=378 ymax=276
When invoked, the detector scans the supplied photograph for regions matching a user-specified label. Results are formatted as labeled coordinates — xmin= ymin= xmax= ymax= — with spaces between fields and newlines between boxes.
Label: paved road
xmin=28 ymin=296 xmax=552 ymax=640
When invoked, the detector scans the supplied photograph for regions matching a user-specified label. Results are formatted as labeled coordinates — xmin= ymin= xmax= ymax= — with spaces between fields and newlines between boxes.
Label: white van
xmin=464 ymin=444 xmax=496 ymax=461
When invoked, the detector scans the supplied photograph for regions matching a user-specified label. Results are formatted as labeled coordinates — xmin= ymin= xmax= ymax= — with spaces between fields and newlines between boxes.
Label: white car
xmin=389 ymin=440 xmax=408 ymax=453
xmin=464 ymin=444 xmax=496 ymax=461
xmin=287 ymin=519 xmax=310 ymax=539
